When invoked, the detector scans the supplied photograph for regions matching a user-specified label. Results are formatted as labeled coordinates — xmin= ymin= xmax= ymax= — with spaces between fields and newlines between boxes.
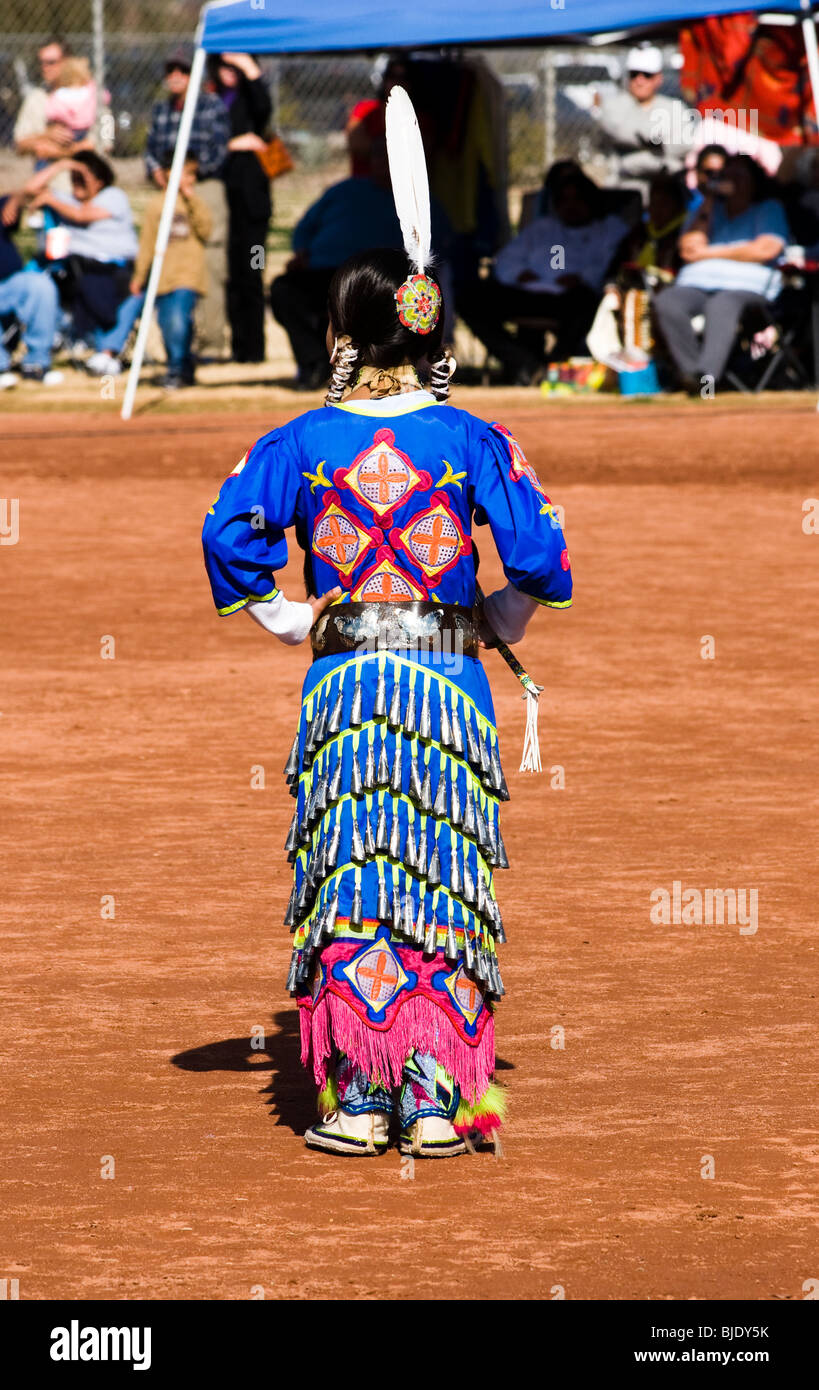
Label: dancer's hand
xmin=308 ymin=587 xmax=342 ymax=623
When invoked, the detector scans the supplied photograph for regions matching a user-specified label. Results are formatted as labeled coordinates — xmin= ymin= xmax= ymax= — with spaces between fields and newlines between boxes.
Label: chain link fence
xmin=1 ymin=1 xmax=685 ymax=221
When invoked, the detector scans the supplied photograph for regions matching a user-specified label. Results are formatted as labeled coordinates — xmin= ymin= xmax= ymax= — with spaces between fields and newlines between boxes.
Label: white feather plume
xmin=385 ymin=85 xmax=431 ymax=275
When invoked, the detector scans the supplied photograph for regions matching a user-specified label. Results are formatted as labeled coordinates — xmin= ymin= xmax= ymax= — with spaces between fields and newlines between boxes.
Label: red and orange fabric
xmin=680 ymin=14 xmax=818 ymax=145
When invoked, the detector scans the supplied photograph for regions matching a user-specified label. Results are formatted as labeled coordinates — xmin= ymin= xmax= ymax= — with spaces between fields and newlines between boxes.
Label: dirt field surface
xmin=2 ymin=393 xmax=817 ymax=1301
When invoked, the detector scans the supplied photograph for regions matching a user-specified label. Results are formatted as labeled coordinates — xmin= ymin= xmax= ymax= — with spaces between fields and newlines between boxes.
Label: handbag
xmin=255 ymin=135 xmax=294 ymax=180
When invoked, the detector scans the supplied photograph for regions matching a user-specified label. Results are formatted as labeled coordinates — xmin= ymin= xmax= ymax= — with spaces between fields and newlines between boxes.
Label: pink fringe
xmin=300 ymin=992 xmax=495 ymax=1106
xmin=454 ymin=1113 xmax=502 ymax=1137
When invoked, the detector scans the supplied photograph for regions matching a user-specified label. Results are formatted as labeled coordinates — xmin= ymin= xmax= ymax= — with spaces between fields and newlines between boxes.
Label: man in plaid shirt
xmin=144 ymin=43 xmax=231 ymax=354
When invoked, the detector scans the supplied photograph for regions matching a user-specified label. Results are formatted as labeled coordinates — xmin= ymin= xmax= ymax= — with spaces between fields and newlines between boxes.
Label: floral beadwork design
xmin=395 ymin=274 xmax=442 ymax=335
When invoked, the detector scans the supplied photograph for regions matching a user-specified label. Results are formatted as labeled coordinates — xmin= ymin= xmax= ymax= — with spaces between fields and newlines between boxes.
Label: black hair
xmin=327 ymin=247 xmax=444 ymax=369
xmin=72 ymin=149 xmax=115 ymax=189
xmin=722 ymin=152 xmax=772 ymax=203
xmin=696 ymin=143 xmax=727 ymax=170
xmin=40 ymin=36 xmax=70 ymax=55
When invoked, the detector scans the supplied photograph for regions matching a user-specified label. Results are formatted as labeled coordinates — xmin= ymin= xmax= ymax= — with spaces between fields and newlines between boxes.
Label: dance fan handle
xmin=474 ymin=585 xmax=544 ymax=774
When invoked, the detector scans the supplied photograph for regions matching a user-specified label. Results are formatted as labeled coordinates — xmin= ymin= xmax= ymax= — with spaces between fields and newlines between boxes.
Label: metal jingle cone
xmin=462 ymin=789 xmax=476 ymax=839
xmin=495 ymin=827 xmax=510 ymax=870
xmin=324 ymin=889 xmax=339 ymax=936
xmin=363 ymin=738 xmax=377 ymax=791
xmin=418 ymin=689 xmax=432 ymax=741
xmin=295 ymin=874 xmax=310 ymax=916
xmin=364 ymin=812 xmax=376 ymax=858
xmin=495 ymin=918 xmax=507 ymax=945
xmin=315 ymin=836 xmax=328 ymax=882
xmin=416 ymin=826 xmax=428 ymax=877
xmin=414 ymin=896 xmax=426 ymax=946
xmin=296 ymin=945 xmax=312 ymax=986
xmin=351 ymin=751 xmax=363 ymax=798
xmin=494 ymin=965 xmax=506 ymax=998
xmin=373 ymin=667 xmax=387 ymax=719
xmin=473 ymin=798 xmax=487 ymax=848
xmin=489 ymin=742 xmax=503 ymax=793
xmin=423 ymin=914 xmax=438 ymax=956
xmin=440 ymin=700 xmax=453 ymax=749
xmin=444 ymin=916 xmax=458 ymax=963
xmin=309 ymin=907 xmax=325 ymax=950
xmin=388 ymin=679 xmax=402 ymax=730
xmin=464 ymin=716 xmax=480 ymax=768
xmin=390 ymin=739 xmax=403 ymax=795
xmin=284 ymin=813 xmax=299 ymax=857
xmin=350 ymin=883 xmax=363 ymax=929
xmin=327 ymin=690 xmax=344 ymax=737
xmin=449 ymin=842 xmax=462 ymax=897
xmin=285 ymin=953 xmax=299 ymax=993
xmin=375 ymin=801 xmax=389 ymax=853
xmin=392 ymin=887 xmax=402 ymax=934
xmin=284 ymin=882 xmax=297 ymax=927
xmin=289 ymin=777 xmax=299 ymax=800
xmin=315 ymin=702 xmax=329 ymax=752
xmin=351 ymin=814 xmax=366 ymax=863
xmin=427 ymin=843 xmax=441 ymax=888
xmin=350 ymin=679 xmax=363 ymax=727
xmin=463 ymin=925 xmax=475 ymax=973
xmin=321 ymin=900 xmax=337 ymax=942
xmin=327 ymin=819 xmax=342 ymax=871
xmin=476 ymin=869 xmax=487 ymax=918
xmin=284 ymin=732 xmax=299 ymax=781
xmin=404 ymin=822 xmax=418 ymax=873
xmin=409 ymin=756 xmax=424 ymax=807
xmin=450 ymin=778 xmax=462 ymax=828
xmin=328 ymin=757 xmax=343 ymax=804
xmin=402 ymin=893 xmax=415 ymax=939
xmin=389 ymin=811 xmax=401 ymax=861
xmin=463 ymin=858 xmax=476 ymax=906
xmin=433 ymin=771 xmax=448 ymax=819
xmin=478 ymin=732 xmax=492 ymax=781
xmin=474 ymin=946 xmax=488 ymax=982
xmin=420 ymin=767 xmax=433 ymax=813
xmin=315 ymin=768 xmax=329 ymax=817
xmin=404 ymin=686 xmax=417 ymax=735
xmin=376 ymin=737 xmax=390 ymax=786
xmin=451 ymin=705 xmax=464 ymax=756
xmin=377 ymin=874 xmax=390 ymax=922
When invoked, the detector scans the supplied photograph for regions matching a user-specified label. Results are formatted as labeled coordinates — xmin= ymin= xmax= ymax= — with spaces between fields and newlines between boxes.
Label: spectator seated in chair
xmin=0 ymin=190 xmax=62 ymax=388
xmin=23 ymin=149 xmax=137 ymax=353
xmin=654 ymin=153 xmax=790 ymax=392
xmin=459 ymin=164 xmax=631 ymax=384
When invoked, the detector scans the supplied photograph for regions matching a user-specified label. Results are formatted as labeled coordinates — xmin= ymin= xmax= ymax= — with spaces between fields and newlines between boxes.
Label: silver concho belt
xmin=310 ymin=602 xmax=480 ymax=661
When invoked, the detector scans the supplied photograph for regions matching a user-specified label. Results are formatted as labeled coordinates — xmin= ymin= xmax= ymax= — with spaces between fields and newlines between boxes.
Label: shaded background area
xmin=0 ymin=391 xmax=816 ymax=1299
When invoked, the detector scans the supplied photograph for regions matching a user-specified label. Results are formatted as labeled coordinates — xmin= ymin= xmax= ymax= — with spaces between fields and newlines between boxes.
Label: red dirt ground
xmin=1 ymin=395 xmax=817 ymax=1300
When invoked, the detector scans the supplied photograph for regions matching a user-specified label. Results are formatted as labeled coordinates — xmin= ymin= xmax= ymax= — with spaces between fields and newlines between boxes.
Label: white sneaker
xmin=42 ymin=369 xmax=64 ymax=387
xmin=304 ymin=1108 xmax=389 ymax=1156
xmin=399 ymin=1115 xmax=468 ymax=1158
xmin=0 ymin=371 xmax=19 ymax=390
xmin=86 ymin=351 xmax=122 ymax=377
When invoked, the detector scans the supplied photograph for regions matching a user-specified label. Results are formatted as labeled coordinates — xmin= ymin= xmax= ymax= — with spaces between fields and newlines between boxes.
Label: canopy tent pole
xmin=120 ymin=44 xmax=207 ymax=420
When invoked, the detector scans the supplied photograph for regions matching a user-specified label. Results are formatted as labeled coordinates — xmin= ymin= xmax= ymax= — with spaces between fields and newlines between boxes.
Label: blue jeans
xmin=97 ymin=287 xmax=199 ymax=375
xmin=0 ymin=268 xmax=58 ymax=371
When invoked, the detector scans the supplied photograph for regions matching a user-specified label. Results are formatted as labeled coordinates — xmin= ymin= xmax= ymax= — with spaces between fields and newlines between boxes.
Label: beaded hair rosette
xmin=395 ymin=272 xmax=442 ymax=335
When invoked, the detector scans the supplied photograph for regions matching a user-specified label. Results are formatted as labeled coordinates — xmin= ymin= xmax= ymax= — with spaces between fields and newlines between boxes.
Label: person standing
xmin=596 ymin=45 xmax=688 ymax=183
xmin=145 ymin=43 xmax=230 ymax=357
xmin=14 ymin=37 xmax=109 ymax=168
xmin=210 ymin=52 xmax=272 ymax=363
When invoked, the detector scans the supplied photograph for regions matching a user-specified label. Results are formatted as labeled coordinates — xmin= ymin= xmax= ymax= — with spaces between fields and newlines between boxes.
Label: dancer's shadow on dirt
xmin=171 ymin=1013 xmax=515 ymax=1137
xmin=170 ymin=1009 xmax=313 ymax=1135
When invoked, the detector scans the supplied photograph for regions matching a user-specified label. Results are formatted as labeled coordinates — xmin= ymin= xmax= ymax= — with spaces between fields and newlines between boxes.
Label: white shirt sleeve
xmin=246 ymin=592 xmax=313 ymax=646
xmin=483 ymin=583 xmax=539 ymax=645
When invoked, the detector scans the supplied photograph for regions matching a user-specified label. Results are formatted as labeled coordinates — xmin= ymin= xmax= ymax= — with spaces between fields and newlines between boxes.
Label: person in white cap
xmin=597 ymin=45 xmax=688 ymax=183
